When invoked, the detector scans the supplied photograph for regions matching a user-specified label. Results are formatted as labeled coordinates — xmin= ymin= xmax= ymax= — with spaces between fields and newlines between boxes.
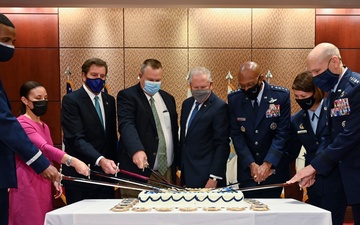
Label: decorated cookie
xmin=226 ymin=207 xmax=246 ymax=211
xmin=179 ymin=207 xmax=198 ymax=212
xmin=132 ymin=207 xmax=151 ymax=212
xmin=202 ymin=207 xmax=221 ymax=211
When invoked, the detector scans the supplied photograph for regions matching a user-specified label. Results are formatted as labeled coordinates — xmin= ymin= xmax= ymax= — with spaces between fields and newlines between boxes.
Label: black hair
xmin=19 ymin=81 xmax=42 ymax=114
xmin=0 ymin=13 xmax=15 ymax=28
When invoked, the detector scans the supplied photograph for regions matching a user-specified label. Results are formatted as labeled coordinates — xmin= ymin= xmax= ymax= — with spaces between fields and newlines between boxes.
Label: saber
xmin=91 ymin=170 xmax=183 ymax=190
xmin=238 ymin=183 xmax=290 ymax=192
xmin=90 ymin=170 xmax=161 ymax=191
xmin=60 ymin=175 xmax=155 ymax=192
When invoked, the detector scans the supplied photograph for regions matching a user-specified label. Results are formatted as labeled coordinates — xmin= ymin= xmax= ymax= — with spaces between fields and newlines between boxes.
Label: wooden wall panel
xmin=0 ymin=8 xmax=57 ymax=13
xmin=1 ymin=48 xmax=60 ymax=101
xmin=316 ymin=8 xmax=360 ymax=15
xmin=5 ymin=14 xmax=58 ymax=47
xmin=339 ymin=49 xmax=360 ymax=75
xmin=316 ymin=15 xmax=360 ymax=48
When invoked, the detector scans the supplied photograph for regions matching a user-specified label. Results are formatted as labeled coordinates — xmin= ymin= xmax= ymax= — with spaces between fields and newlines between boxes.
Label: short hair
xmin=19 ymin=81 xmax=42 ymax=114
xmin=0 ymin=13 xmax=15 ymax=28
xmin=81 ymin=58 xmax=108 ymax=75
xmin=292 ymin=71 xmax=324 ymax=103
xmin=188 ymin=66 xmax=212 ymax=83
xmin=140 ymin=59 xmax=162 ymax=74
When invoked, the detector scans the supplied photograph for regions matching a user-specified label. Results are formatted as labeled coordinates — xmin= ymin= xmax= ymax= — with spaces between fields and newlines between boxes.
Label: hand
xmin=98 ymin=158 xmax=118 ymax=174
xmin=249 ymin=162 xmax=260 ymax=182
xmin=287 ymin=165 xmax=316 ymax=187
xmin=205 ymin=179 xmax=217 ymax=189
xmin=132 ymin=150 xmax=148 ymax=170
xmin=53 ymin=181 xmax=63 ymax=199
xmin=256 ymin=161 xmax=272 ymax=183
xmin=72 ymin=157 xmax=90 ymax=177
xmin=40 ymin=165 xmax=60 ymax=182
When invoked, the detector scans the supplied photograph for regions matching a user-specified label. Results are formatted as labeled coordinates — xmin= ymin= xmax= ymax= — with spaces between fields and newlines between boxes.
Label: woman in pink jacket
xmin=9 ymin=81 xmax=90 ymax=225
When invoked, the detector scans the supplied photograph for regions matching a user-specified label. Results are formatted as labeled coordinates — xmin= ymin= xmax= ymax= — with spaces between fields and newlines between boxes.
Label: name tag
xmin=297 ymin=130 xmax=307 ymax=134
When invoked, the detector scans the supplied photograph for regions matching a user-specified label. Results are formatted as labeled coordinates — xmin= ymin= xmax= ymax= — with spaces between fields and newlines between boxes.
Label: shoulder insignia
xmin=270 ymin=85 xmax=289 ymax=93
xmin=349 ymin=76 xmax=360 ymax=86
xmin=228 ymin=88 xmax=242 ymax=96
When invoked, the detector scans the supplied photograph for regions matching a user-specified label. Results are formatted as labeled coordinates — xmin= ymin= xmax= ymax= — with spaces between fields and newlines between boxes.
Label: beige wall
xmin=59 ymin=8 xmax=315 ymax=114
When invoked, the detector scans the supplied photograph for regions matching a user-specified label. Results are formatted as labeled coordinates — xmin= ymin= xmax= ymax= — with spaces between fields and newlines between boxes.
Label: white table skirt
xmin=45 ymin=198 xmax=332 ymax=225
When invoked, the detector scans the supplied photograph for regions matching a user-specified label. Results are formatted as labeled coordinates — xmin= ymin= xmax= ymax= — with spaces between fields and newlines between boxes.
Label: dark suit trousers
xmin=0 ymin=188 xmax=8 ymax=225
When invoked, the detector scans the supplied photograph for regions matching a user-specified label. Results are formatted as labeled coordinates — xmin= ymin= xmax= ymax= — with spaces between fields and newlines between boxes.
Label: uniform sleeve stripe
xmin=26 ymin=150 xmax=42 ymax=166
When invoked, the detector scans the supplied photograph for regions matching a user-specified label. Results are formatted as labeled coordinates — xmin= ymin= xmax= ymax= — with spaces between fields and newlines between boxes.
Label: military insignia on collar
xmin=269 ymin=98 xmax=277 ymax=103
xmin=270 ymin=122 xmax=277 ymax=130
xmin=299 ymin=123 xmax=304 ymax=129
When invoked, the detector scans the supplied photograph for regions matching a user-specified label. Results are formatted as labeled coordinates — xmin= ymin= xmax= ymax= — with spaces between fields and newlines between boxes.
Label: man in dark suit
xmin=117 ymin=59 xmax=179 ymax=197
xmin=228 ymin=61 xmax=291 ymax=198
xmin=289 ymin=71 xmax=346 ymax=225
xmin=179 ymin=67 xmax=229 ymax=188
xmin=288 ymin=42 xmax=360 ymax=224
xmin=0 ymin=13 xmax=59 ymax=225
xmin=61 ymin=58 xmax=118 ymax=204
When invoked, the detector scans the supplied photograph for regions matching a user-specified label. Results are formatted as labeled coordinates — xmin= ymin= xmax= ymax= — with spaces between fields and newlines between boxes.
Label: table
xmin=45 ymin=198 xmax=332 ymax=225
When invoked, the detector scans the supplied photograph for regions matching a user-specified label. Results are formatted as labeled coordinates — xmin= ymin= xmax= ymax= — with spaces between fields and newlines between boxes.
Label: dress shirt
xmin=145 ymin=92 xmax=174 ymax=170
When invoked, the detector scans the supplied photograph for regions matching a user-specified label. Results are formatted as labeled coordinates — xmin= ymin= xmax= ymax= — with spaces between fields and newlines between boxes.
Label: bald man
xmin=288 ymin=42 xmax=360 ymax=224
xmin=228 ymin=61 xmax=291 ymax=198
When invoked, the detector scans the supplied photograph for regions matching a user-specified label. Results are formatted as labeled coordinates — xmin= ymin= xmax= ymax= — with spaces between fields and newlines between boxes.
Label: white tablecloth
xmin=45 ymin=198 xmax=332 ymax=225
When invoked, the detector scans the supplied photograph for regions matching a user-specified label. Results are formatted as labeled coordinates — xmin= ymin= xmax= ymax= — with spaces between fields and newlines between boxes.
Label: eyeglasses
xmin=238 ymin=75 xmax=261 ymax=90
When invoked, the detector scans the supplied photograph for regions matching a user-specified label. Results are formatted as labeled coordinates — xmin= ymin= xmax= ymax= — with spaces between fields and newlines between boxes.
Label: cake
xmin=137 ymin=187 xmax=245 ymax=208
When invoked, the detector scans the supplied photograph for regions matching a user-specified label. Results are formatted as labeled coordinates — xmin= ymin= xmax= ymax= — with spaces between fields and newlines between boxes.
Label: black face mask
xmin=295 ymin=95 xmax=316 ymax=110
xmin=28 ymin=100 xmax=48 ymax=116
xmin=243 ymin=83 xmax=261 ymax=100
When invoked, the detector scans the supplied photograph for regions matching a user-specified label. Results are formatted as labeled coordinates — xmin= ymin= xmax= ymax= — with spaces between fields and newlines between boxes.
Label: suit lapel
xmin=255 ymin=83 xmax=271 ymax=127
xmin=316 ymin=105 xmax=327 ymax=136
xmin=137 ymin=84 xmax=157 ymax=132
xmin=187 ymin=93 xmax=213 ymax=134
xmin=80 ymin=87 xmax=105 ymax=133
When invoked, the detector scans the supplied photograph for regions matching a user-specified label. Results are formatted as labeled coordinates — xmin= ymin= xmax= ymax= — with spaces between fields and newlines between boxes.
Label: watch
xmin=65 ymin=156 xmax=73 ymax=167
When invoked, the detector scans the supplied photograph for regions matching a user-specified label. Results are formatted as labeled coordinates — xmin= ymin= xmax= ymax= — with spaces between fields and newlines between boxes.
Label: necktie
xmin=150 ymin=97 xmax=167 ymax=175
xmin=94 ymin=96 xmax=104 ymax=128
xmin=188 ymin=101 xmax=200 ymax=126
xmin=253 ymin=99 xmax=259 ymax=116
xmin=311 ymin=112 xmax=318 ymax=121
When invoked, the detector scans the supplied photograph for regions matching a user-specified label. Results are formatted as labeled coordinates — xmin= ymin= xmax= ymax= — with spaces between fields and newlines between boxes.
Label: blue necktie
xmin=253 ymin=99 xmax=259 ymax=115
xmin=188 ymin=101 xmax=200 ymax=126
xmin=94 ymin=96 xmax=104 ymax=128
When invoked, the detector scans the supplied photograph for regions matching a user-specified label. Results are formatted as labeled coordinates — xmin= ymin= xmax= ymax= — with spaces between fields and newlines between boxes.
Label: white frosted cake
xmin=137 ymin=187 xmax=244 ymax=208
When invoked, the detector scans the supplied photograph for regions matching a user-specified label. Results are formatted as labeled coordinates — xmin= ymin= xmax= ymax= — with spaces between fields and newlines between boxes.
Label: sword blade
xmin=239 ymin=183 xmax=290 ymax=192
xmin=61 ymin=175 xmax=152 ymax=192
xmin=90 ymin=170 xmax=161 ymax=191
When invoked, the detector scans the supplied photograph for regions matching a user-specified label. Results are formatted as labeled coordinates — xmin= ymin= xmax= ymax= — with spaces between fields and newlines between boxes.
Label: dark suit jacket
xmin=228 ymin=81 xmax=291 ymax=186
xmin=179 ymin=93 xmax=229 ymax=188
xmin=61 ymin=86 xmax=117 ymax=189
xmin=0 ymin=80 xmax=50 ymax=189
xmin=311 ymin=68 xmax=360 ymax=204
xmin=117 ymin=83 xmax=179 ymax=181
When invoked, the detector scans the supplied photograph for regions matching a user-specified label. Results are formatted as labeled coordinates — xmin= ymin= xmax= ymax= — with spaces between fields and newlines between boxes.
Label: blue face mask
xmin=143 ymin=80 xmax=161 ymax=95
xmin=0 ymin=42 xmax=15 ymax=62
xmin=312 ymin=58 xmax=340 ymax=92
xmin=85 ymin=78 xmax=105 ymax=94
